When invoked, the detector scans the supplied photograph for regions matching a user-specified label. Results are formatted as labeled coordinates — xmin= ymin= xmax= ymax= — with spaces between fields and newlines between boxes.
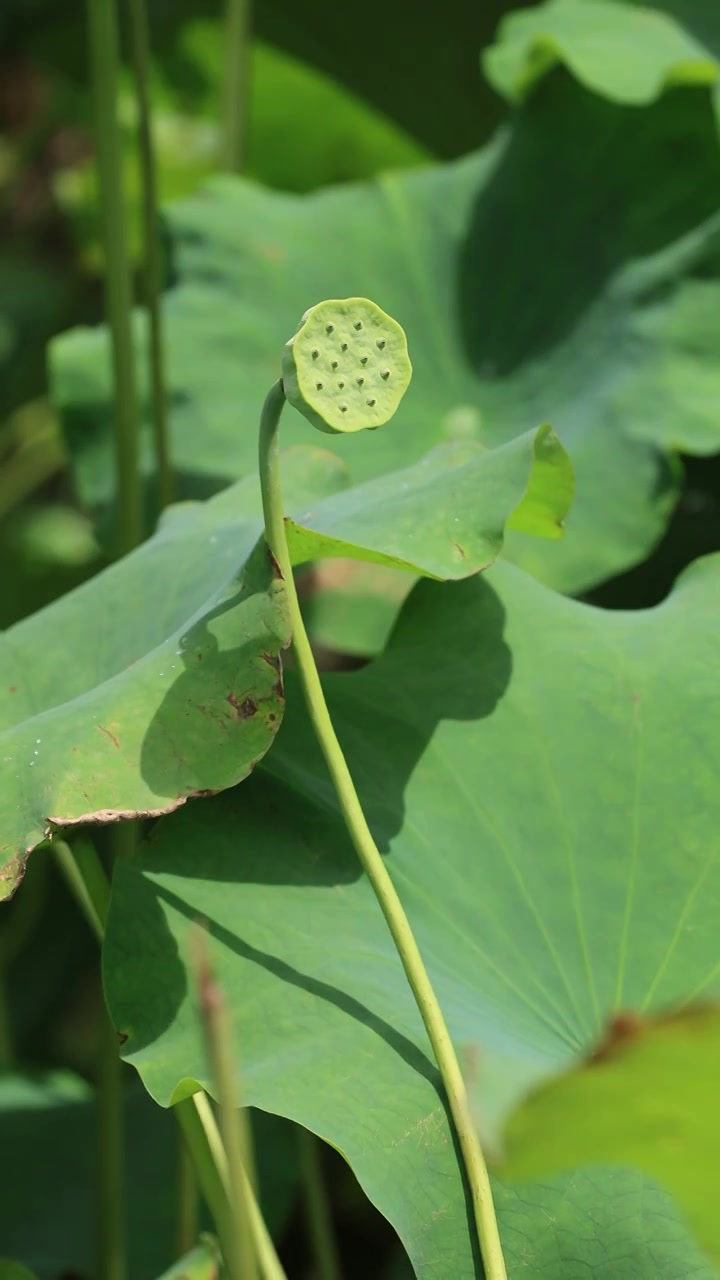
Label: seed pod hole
xmin=360 ymin=356 xmax=368 ymax=365
xmin=340 ymin=404 xmax=348 ymax=412
xmin=331 ymin=360 xmax=338 ymax=369
xmin=366 ymin=398 xmax=377 ymax=407
xmin=341 ymin=342 xmax=348 ymax=351
xmin=353 ymin=320 xmax=363 ymax=330
xmin=376 ymin=339 xmax=386 ymax=350
xmin=381 ymin=369 xmax=390 ymax=380
xmin=357 ymin=376 xmax=365 ymax=386
xmin=316 ymin=382 xmax=323 ymax=390
xmin=338 ymin=380 xmax=345 ymax=389
xmin=312 ymin=349 xmax=319 ymax=359
xmin=326 ymin=323 xmax=334 ymax=333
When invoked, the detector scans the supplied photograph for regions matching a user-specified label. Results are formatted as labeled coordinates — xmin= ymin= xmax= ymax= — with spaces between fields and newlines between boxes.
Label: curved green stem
xmin=54 ymin=837 xmax=124 ymax=1280
xmin=298 ymin=1128 xmax=342 ymax=1280
xmin=54 ymin=837 xmax=109 ymax=940
xmin=182 ymin=1093 xmax=288 ymax=1280
xmin=176 ymin=1095 xmax=236 ymax=1264
xmin=258 ymin=381 xmax=507 ymax=1280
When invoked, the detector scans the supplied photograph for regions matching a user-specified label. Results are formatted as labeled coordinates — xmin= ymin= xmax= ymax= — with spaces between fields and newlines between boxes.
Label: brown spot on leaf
xmin=591 ymin=1011 xmax=645 ymax=1061
xmin=226 ymin=692 xmax=258 ymax=720
xmin=274 ymin=674 xmax=285 ymax=700
xmin=261 ymin=650 xmax=280 ymax=672
xmin=97 ymin=724 xmax=120 ymax=749
xmin=9 ymin=685 xmax=17 ymax=694
xmin=453 ymin=542 xmax=467 ymax=560
xmin=590 ymin=1003 xmax=715 ymax=1064
xmin=117 ymin=1030 xmax=129 ymax=1046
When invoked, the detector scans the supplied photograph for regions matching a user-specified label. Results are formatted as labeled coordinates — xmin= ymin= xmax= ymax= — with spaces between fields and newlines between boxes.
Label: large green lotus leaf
xmin=0 ymin=471 xmax=292 ymax=901
xmin=0 ymin=445 xmax=352 ymax=895
xmin=0 ymin=424 xmax=569 ymax=896
xmin=287 ymin=427 xmax=573 ymax=578
xmin=287 ymin=422 xmax=571 ymax=659
xmin=289 ymin=424 xmax=571 ymax=656
xmin=52 ymin=71 xmax=720 ymax=593
xmin=176 ymin=425 xmax=570 ymax=583
xmin=387 ymin=1167 xmax=718 ymax=1279
xmin=105 ymin=553 xmax=720 ymax=1276
xmin=484 ymin=0 xmax=719 ymax=107
xmin=497 ymin=1168 xmax=716 ymax=1277
xmin=502 ymin=1007 xmax=720 ymax=1262
xmin=0 ymin=1071 xmax=297 ymax=1279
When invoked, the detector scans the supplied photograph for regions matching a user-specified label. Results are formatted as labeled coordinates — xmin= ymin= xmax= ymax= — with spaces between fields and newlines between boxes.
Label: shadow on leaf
xmin=459 ymin=73 xmax=720 ymax=377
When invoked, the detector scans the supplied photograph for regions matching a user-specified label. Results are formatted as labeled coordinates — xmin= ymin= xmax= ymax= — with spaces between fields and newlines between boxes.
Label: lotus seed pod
xmin=281 ymin=298 xmax=412 ymax=435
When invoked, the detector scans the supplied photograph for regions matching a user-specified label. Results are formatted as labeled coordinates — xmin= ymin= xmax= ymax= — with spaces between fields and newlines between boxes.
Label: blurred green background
xmin=3 ymin=0 xmax=720 ymax=1276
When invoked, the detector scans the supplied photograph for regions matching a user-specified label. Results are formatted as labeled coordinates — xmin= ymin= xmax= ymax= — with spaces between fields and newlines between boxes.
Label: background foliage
xmin=1 ymin=0 xmax=720 ymax=1276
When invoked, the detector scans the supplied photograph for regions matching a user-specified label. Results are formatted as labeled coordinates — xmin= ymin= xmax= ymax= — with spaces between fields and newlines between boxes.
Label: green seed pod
xmin=281 ymin=298 xmax=412 ymax=434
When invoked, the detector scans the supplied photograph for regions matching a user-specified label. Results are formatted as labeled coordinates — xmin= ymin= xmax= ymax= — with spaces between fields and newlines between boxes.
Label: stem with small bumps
xmin=258 ymin=380 xmax=507 ymax=1280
